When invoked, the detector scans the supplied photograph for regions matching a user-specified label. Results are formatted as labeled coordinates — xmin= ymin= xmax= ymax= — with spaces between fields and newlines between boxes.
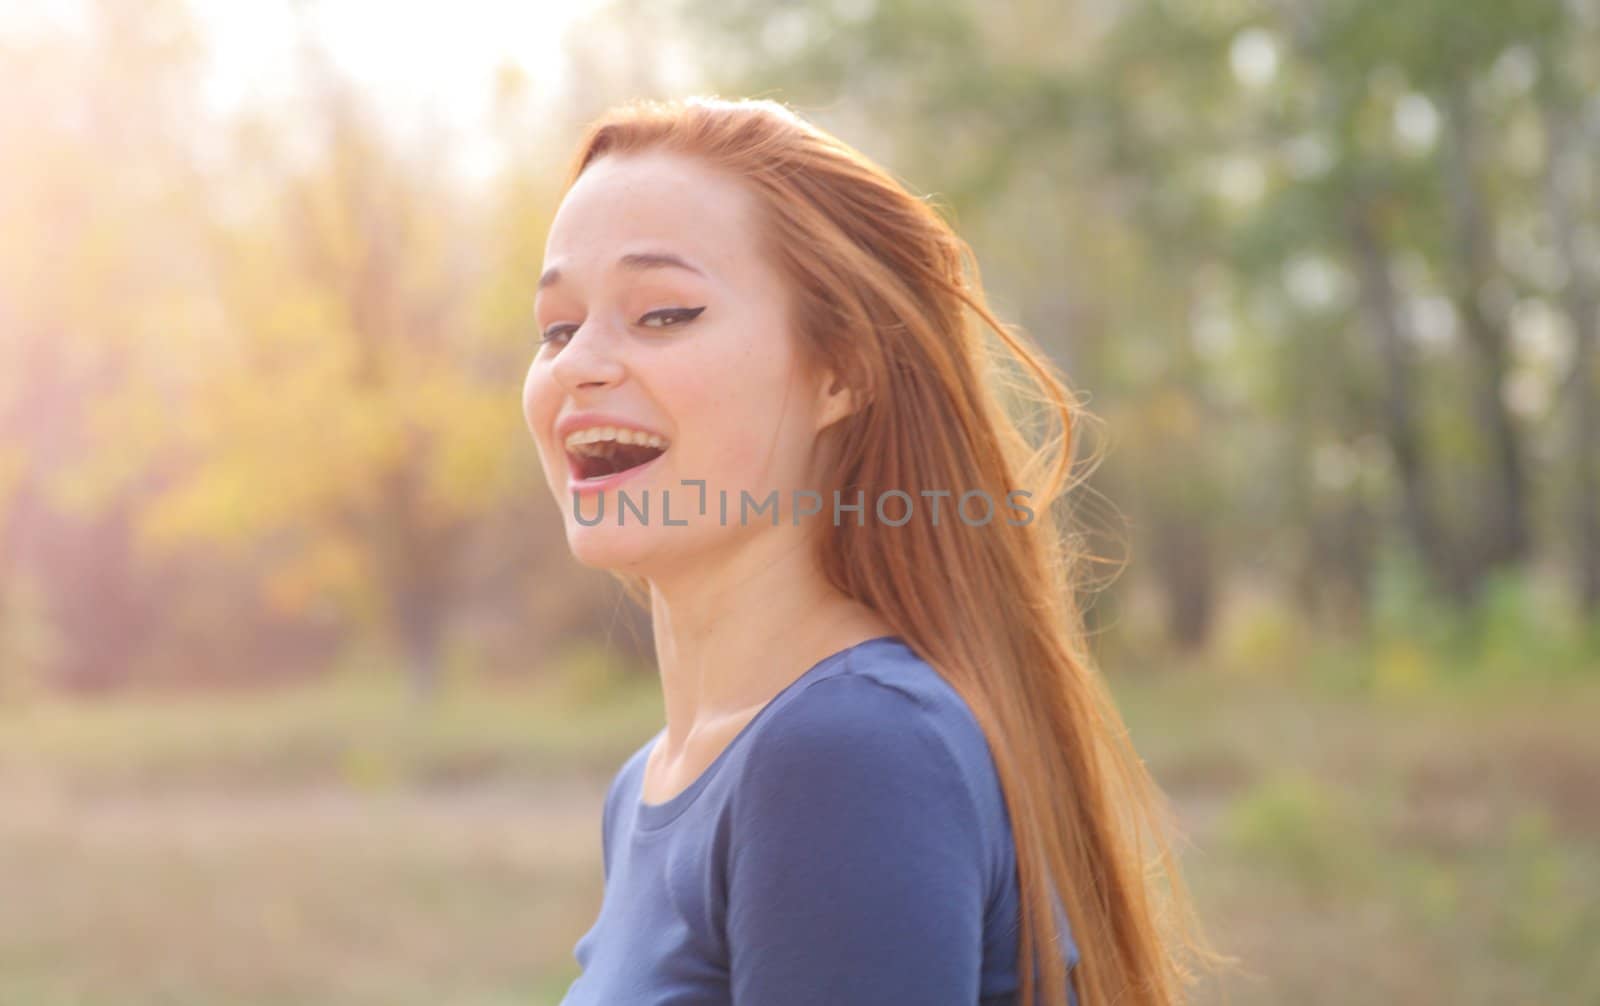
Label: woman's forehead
xmin=545 ymin=151 xmax=763 ymax=275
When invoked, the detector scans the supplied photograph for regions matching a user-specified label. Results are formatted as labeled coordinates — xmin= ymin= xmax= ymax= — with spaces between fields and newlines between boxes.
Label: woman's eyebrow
xmin=538 ymin=250 xmax=708 ymax=291
xmin=617 ymin=251 xmax=708 ymax=279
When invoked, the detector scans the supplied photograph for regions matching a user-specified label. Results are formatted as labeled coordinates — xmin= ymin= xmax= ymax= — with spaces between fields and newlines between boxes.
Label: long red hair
xmin=557 ymin=96 xmax=1215 ymax=1006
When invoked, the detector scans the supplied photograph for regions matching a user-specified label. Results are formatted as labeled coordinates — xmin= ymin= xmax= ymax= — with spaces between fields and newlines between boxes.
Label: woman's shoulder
xmin=762 ymin=637 xmax=999 ymax=777
xmin=738 ymin=637 xmax=1013 ymax=838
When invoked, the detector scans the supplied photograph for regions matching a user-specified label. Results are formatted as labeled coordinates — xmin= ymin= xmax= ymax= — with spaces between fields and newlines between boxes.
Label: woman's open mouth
xmin=564 ymin=426 xmax=670 ymax=484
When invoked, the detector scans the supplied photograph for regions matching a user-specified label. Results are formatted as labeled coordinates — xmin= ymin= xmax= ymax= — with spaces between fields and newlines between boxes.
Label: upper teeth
xmin=564 ymin=426 xmax=669 ymax=450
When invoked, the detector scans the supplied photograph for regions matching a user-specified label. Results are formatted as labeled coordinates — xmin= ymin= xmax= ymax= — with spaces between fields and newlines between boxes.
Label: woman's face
xmin=523 ymin=150 xmax=848 ymax=573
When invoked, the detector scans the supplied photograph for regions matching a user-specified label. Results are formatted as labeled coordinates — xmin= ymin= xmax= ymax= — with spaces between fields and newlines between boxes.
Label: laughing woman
xmin=523 ymin=97 xmax=1212 ymax=1006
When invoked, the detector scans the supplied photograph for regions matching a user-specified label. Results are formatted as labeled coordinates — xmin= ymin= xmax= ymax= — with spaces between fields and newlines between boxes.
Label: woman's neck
xmin=646 ymin=531 xmax=893 ymax=756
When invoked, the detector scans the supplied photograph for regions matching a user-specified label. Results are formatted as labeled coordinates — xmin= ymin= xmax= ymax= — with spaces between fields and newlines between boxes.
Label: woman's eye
xmin=537 ymin=306 xmax=704 ymax=351
xmin=639 ymin=306 xmax=706 ymax=329
xmin=539 ymin=324 xmax=578 ymax=349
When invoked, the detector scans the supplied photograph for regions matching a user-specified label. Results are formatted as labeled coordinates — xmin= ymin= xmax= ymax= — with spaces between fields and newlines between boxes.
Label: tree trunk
xmin=1440 ymin=79 xmax=1533 ymax=576
xmin=1540 ymin=94 xmax=1600 ymax=617
xmin=1153 ymin=515 xmax=1216 ymax=653
xmin=1345 ymin=198 xmax=1466 ymax=602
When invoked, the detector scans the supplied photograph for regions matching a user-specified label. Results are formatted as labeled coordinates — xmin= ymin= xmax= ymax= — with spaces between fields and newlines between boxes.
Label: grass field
xmin=2 ymin=652 xmax=1596 ymax=1005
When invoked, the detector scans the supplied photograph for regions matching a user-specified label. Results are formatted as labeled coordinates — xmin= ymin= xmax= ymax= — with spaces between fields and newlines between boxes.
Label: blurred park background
xmin=2 ymin=0 xmax=1598 ymax=1003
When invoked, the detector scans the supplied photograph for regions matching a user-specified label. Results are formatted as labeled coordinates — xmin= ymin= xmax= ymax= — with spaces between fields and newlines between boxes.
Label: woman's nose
xmin=550 ymin=323 xmax=626 ymax=391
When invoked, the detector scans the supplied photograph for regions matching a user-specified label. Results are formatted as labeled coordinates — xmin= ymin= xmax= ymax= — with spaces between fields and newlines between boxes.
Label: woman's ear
xmin=813 ymin=368 xmax=861 ymax=433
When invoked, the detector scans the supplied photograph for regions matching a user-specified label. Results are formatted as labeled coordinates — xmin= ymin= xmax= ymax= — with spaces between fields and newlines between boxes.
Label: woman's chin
xmin=563 ymin=520 xmax=662 ymax=571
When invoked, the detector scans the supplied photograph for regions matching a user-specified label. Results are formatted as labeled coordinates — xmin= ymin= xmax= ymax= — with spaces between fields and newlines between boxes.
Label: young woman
xmin=524 ymin=96 xmax=1210 ymax=1006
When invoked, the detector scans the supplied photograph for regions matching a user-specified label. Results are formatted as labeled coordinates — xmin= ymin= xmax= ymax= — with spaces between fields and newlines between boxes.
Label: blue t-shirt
xmin=559 ymin=634 xmax=1080 ymax=1005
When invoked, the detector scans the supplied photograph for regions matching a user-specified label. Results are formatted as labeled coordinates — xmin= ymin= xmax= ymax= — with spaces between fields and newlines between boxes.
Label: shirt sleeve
xmin=598 ymin=744 xmax=640 ymax=883
xmin=726 ymin=673 xmax=989 ymax=1005
xmin=599 ymin=770 xmax=618 ymax=882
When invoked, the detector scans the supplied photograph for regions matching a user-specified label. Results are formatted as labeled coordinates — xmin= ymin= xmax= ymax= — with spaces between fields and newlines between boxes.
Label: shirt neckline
xmin=632 ymin=634 xmax=906 ymax=832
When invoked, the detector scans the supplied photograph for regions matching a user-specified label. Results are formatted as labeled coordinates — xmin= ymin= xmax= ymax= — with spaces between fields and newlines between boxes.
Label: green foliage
xmin=1211 ymin=591 xmax=1314 ymax=677
xmin=1368 ymin=547 xmax=1472 ymax=666
xmin=1223 ymin=771 xmax=1378 ymax=897
xmin=0 ymin=656 xmax=662 ymax=790
xmin=1473 ymin=569 xmax=1589 ymax=679
xmin=1366 ymin=549 xmax=1598 ymax=691
xmin=1495 ymin=811 xmax=1583 ymax=965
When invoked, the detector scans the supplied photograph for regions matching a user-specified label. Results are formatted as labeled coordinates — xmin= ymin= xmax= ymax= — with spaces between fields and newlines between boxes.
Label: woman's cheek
xmin=521 ymin=372 xmax=563 ymax=494
xmin=689 ymin=430 xmax=765 ymax=492
xmin=522 ymin=366 xmax=555 ymax=437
